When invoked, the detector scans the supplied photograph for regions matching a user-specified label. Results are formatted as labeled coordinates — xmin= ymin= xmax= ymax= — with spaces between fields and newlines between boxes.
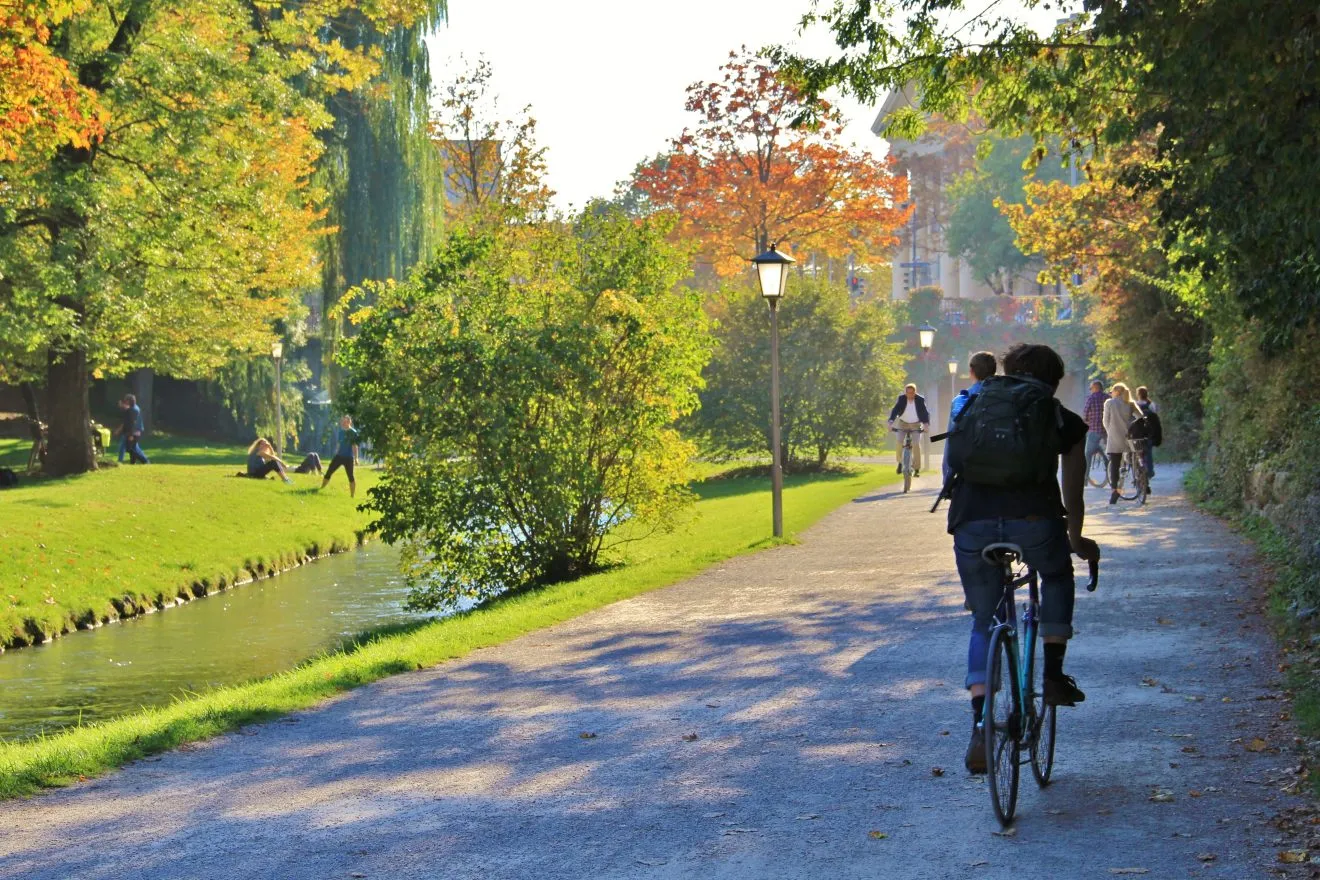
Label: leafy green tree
xmin=335 ymin=211 xmax=710 ymax=610
xmin=695 ymin=276 xmax=905 ymax=467
xmin=0 ymin=0 xmax=438 ymax=475
xmin=945 ymin=135 xmax=1066 ymax=295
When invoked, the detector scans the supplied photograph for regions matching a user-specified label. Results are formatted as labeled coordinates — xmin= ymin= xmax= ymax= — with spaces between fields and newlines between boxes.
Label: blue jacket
xmin=944 ymin=381 xmax=982 ymax=482
xmin=889 ymin=393 xmax=930 ymax=424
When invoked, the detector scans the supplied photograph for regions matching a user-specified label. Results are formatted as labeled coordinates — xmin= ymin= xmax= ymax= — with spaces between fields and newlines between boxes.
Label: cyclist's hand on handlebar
xmin=1069 ymin=535 xmax=1099 ymax=564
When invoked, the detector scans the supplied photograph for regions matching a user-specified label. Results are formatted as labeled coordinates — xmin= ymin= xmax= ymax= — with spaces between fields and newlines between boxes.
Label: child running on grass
xmin=320 ymin=415 xmax=359 ymax=497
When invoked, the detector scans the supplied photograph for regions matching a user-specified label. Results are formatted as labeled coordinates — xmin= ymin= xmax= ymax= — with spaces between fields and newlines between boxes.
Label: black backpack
xmin=1147 ymin=409 xmax=1163 ymax=447
xmin=0 ymin=467 xmax=17 ymax=489
xmin=1127 ymin=408 xmax=1152 ymax=441
xmin=946 ymin=375 xmax=1064 ymax=487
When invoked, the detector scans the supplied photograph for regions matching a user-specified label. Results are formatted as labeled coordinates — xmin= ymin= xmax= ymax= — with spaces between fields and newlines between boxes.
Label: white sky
xmin=425 ymin=1 xmax=1068 ymax=211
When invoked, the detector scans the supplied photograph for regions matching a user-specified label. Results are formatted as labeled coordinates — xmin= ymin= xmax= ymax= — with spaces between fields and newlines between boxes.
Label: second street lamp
xmin=751 ymin=242 xmax=794 ymax=538
xmin=272 ymin=340 xmax=284 ymax=456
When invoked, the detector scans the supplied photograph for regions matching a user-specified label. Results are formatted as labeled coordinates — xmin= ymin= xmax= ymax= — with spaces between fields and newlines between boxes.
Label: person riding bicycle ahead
xmin=943 ymin=343 xmax=1100 ymax=774
xmin=888 ymin=384 xmax=930 ymax=477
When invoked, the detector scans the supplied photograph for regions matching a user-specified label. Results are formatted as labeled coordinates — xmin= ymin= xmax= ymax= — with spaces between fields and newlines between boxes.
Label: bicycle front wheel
xmin=902 ymin=445 xmax=912 ymax=493
xmin=984 ymin=626 xmax=1021 ymax=825
xmin=1030 ymin=632 xmax=1057 ymax=787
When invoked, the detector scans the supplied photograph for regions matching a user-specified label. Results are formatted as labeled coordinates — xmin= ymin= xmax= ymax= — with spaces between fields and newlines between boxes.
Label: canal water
xmin=0 ymin=544 xmax=420 ymax=742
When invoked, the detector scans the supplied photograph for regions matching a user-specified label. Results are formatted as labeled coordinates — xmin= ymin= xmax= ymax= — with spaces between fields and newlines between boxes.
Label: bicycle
xmin=981 ymin=542 xmax=1099 ymax=825
xmin=892 ymin=424 xmax=924 ymax=494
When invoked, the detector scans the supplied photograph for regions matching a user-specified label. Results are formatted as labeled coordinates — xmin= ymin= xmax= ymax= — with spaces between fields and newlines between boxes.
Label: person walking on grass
xmin=321 ymin=415 xmax=359 ymax=498
xmin=246 ymin=438 xmax=292 ymax=483
xmin=943 ymin=343 xmax=1100 ymax=774
xmin=1102 ymin=383 xmax=1139 ymax=505
xmin=114 ymin=394 xmax=149 ymax=465
xmin=888 ymin=384 xmax=930 ymax=477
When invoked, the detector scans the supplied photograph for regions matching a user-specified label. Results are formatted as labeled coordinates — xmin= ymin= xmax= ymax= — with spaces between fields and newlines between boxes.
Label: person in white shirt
xmin=887 ymin=384 xmax=931 ymax=475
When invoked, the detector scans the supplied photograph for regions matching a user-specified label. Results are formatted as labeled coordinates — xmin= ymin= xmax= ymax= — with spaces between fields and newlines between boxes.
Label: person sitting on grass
xmin=245 ymin=438 xmax=292 ymax=484
xmin=320 ymin=415 xmax=359 ymax=497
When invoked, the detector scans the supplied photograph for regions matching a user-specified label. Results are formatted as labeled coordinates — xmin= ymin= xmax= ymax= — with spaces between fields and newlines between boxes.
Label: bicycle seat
xmin=981 ymin=543 xmax=1023 ymax=566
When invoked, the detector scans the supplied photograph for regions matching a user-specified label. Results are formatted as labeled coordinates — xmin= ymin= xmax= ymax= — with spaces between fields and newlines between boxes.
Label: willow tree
xmin=316 ymin=8 xmax=447 ymax=396
xmin=0 ymin=0 xmax=438 ymax=475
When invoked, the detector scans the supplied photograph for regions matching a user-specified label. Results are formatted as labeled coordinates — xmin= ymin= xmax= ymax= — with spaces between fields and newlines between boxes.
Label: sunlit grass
xmin=0 ymin=464 xmax=894 ymax=797
xmin=0 ymin=435 xmax=377 ymax=645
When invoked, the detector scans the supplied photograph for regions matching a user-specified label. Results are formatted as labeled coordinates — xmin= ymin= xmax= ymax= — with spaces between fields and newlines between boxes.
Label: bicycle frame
xmin=990 ymin=563 xmax=1041 ymax=743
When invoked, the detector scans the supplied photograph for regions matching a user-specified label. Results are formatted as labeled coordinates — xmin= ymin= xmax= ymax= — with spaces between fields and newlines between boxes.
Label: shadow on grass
xmin=694 ymin=466 xmax=865 ymax=501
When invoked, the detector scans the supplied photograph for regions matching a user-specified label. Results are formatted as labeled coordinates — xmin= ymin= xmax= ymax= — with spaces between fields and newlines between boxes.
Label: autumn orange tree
xmin=0 ymin=0 xmax=441 ymax=475
xmin=633 ymin=48 xmax=909 ymax=277
xmin=1001 ymin=145 xmax=1211 ymax=450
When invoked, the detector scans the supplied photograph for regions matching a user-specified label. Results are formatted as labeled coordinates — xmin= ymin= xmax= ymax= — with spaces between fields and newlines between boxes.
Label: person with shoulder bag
xmin=1134 ymin=386 xmax=1162 ymax=487
xmin=1102 ymin=383 xmax=1139 ymax=504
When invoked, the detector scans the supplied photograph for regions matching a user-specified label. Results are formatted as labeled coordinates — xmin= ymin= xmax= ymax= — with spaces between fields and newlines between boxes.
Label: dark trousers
xmin=324 ymin=455 xmax=355 ymax=483
xmin=1107 ymin=452 xmax=1124 ymax=489
xmin=125 ymin=434 xmax=149 ymax=464
xmin=248 ymin=459 xmax=285 ymax=479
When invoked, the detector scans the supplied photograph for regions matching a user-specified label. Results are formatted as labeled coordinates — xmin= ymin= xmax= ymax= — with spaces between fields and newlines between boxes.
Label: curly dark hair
xmin=1001 ymin=343 xmax=1065 ymax=390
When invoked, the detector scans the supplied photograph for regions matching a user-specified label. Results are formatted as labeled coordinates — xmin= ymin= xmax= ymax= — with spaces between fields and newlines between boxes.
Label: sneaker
xmin=913 ymin=469 xmax=921 ymax=477
xmin=1108 ymin=491 xmax=1119 ymax=505
xmin=965 ymin=724 xmax=987 ymax=774
xmin=1043 ymin=674 xmax=1086 ymax=706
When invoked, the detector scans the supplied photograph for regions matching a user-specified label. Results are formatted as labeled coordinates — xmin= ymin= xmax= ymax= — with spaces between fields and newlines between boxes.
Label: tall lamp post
xmin=271 ymin=340 xmax=284 ymax=456
xmin=947 ymin=357 xmax=960 ymax=422
xmin=751 ymin=242 xmax=794 ymax=538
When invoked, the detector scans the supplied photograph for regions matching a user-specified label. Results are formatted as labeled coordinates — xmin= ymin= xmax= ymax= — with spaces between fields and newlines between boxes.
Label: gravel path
xmin=0 ymin=465 xmax=1304 ymax=879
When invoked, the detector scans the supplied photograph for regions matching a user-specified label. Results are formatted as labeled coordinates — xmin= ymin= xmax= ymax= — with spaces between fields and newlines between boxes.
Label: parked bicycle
xmin=893 ymin=424 xmax=924 ymax=494
xmin=981 ymin=541 xmax=1099 ymax=825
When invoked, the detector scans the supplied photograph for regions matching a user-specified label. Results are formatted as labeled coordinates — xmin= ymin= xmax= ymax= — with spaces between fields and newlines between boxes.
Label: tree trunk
xmin=131 ymin=368 xmax=154 ymax=433
xmin=45 ymin=349 xmax=95 ymax=476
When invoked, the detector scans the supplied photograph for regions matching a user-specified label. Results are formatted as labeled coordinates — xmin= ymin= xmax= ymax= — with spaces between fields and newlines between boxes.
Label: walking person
xmin=944 ymin=343 xmax=1099 ymax=774
xmin=1134 ymin=386 xmax=1162 ymax=488
xmin=1102 ymin=383 xmax=1139 ymax=504
xmin=320 ymin=415 xmax=359 ymax=498
xmin=888 ymin=384 xmax=930 ymax=477
xmin=245 ymin=438 xmax=293 ymax=483
xmin=1083 ymin=380 xmax=1107 ymax=479
xmin=114 ymin=394 xmax=149 ymax=464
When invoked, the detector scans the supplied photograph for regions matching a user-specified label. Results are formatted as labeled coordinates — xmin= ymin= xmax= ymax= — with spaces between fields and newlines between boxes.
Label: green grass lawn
xmin=0 ymin=435 xmax=376 ymax=646
xmin=0 ymin=463 xmax=895 ymax=797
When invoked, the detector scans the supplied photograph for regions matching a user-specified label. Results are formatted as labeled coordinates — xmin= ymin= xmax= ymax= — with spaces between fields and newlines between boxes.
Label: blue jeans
xmin=1084 ymin=430 xmax=1105 ymax=462
xmin=117 ymin=435 xmax=127 ymax=462
xmin=954 ymin=518 xmax=1075 ymax=689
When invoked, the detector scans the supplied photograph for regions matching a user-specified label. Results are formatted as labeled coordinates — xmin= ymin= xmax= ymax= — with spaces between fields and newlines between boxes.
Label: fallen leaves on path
xmin=868 ymin=830 xmax=888 ymax=839
xmin=579 ymin=732 xmax=597 ymax=739
xmin=1109 ymin=869 xmax=1149 ymax=875
xmin=991 ymin=827 xmax=1017 ymax=838
xmin=1245 ymin=737 xmax=1269 ymax=752
xmin=931 ymin=767 xmax=945 ymax=777
xmin=1196 ymin=853 xmax=1216 ymax=862
xmin=681 ymin=733 xmax=699 ymax=742
xmin=1277 ymin=849 xmax=1309 ymax=864
xmin=1149 ymin=789 xmax=1175 ymax=803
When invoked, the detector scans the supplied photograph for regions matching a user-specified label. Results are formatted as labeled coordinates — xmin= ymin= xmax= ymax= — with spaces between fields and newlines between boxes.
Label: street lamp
xmin=948 ymin=357 xmax=960 ymax=425
xmin=271 ymin=340 xmax=284 ymax=456
xmin=751 ymin=241 xmax=795 ymax=538
xmin=918 ymin=322 xmax=937 ymax=352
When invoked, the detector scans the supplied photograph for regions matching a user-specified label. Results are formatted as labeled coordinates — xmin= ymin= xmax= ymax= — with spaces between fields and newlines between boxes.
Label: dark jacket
xmin=889 ymin=393 xmax=930 ymax=424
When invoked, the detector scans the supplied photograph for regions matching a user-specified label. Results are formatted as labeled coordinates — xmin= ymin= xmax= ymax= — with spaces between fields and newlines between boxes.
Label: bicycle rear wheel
xmin=1030 ymin=632 xmax=1057 ymax=786
xmin=902 ymin=445 xmax=912 ymax=493
xmin=984 ymin=626 xmax=1021 ymax=825
xmin=1087 ymin=451 xmax=1108 ymax=488
xmin=1118 ymin=454 xmax=1140 ymax=500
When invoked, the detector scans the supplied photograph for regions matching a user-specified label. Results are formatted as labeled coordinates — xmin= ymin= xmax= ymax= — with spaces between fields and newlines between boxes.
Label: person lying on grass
xmin=244 ymin=438 xmax=292 ymax=484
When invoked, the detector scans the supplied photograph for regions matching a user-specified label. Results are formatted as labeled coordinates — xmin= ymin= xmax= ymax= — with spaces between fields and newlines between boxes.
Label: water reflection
xmin=0 ymin=544 xmax=418 ymax=741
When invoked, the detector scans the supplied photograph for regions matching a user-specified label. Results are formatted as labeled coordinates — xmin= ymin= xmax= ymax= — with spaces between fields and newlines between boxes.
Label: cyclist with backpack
xmin=941 ymin=343 xmax=1100 ymax=774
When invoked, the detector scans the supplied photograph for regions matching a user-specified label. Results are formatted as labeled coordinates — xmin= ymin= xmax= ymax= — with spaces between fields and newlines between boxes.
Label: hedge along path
xmin=0 ymin=438 xmax=378 ymax=649
xmin=0 ymin=465 xmax=892 ymax=797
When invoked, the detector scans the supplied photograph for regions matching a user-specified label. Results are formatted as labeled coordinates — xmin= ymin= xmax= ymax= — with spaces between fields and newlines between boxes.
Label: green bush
xmin=336 ymin=212 xmax=710 ymax=609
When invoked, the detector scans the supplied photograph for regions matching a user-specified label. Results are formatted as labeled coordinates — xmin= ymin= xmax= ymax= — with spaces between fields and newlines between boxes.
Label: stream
xmin=0 ymin=544 xmax=420 ymax=742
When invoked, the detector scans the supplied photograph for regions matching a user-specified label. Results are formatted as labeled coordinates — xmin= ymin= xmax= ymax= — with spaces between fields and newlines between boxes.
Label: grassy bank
xmin=0 ymin=436 xmax=377 ymax=647
xmin=0 ymin=464 xmax=893 ymax=797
